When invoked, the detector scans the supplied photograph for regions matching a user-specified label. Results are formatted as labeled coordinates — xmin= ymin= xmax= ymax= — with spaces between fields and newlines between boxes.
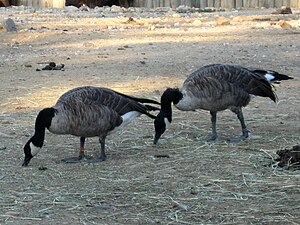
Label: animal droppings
xmin=275 ymin=145 xmax=300 ymax=170
xmin=36 ymin=62 xmax=65 ymax=71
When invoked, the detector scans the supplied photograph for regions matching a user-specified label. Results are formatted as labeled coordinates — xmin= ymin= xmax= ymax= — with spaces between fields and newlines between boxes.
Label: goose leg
xmin=209 ymin=111 xmax=218 ymax=141
xmin=86 ymin=136 xmax=107 ymax=163
xmin=229 ymin=107 xmax=249 ymax=142
xmin=62 ymin=137 xmax=89 ymax=163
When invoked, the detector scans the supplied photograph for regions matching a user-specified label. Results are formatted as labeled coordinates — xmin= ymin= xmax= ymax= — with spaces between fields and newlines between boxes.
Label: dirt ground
xmin=0 ymin=6 xmax=300 ymax=225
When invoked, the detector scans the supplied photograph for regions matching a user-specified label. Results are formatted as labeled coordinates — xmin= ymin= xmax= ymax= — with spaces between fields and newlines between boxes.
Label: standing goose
xmin=22 ymin=86 xmax=160 ymax=167
xmin=153 ymin=64 xmax=293 ymax=144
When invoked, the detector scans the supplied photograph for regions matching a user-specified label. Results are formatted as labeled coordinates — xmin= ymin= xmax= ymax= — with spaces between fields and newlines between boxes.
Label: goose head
xmin=22 ymin=136 xmax=43 ymax=167
xmin=22 ymin=108 xmax=55 ymax=167
xmin=22 ymin=140 xmax=34 ymax=167
xmin=153 ymin=88 xmax=183 ymax=144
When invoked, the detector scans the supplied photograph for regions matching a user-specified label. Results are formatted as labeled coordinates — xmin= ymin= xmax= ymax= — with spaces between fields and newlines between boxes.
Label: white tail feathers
xmin=264 ymin=72 xmax=275 ymax=82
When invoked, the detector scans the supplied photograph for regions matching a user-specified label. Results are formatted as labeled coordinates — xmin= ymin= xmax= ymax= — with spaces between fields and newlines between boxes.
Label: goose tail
xmin=134 ymin=97 xmax=161 ymax=105
xmin=253 ymin=69 xmax=293 ymax=83
xmin=113 ymin=90 xmax=161 ymax=105
xmin=144 ymin=104 xmax=160 ymax=111
xmin=267 ymin=71 xmax=293 ymax=84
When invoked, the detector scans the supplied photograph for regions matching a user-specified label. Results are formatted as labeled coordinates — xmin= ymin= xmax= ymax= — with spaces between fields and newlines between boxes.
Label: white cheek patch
xmin=164 ymin=117 xmax=171 ymax=129
xmin=30 ymin=142 xmax=41 ymax=156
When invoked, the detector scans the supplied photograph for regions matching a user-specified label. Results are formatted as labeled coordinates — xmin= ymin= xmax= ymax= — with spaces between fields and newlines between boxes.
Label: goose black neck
xmin=161 ymin=98 xmax=173 ymax=111
xmin=32 ymin=107 xmax=55 ymax=147
xmin=160 ymin=88 xmax=183 ymax=110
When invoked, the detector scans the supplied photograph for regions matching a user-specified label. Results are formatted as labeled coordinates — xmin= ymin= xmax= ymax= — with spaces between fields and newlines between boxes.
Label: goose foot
xmin=85 ymin=155 xmax=107 ymax=163
xmin=62 ymin=152 xmax=91 ymax=163
xmin=208 ymin=135 xmax=219 ymax=142
xmin=227 ymin=131 xmax=249 ymax=143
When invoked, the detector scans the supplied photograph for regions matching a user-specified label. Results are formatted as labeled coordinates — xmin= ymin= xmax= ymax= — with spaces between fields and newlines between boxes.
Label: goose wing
xmin=52 ymin=99 xmax=123 ymax=137
xmin=58 ymin=86 xmax=157 ymax=119
xmin=184 ymin=64 xmax=277 ymax=102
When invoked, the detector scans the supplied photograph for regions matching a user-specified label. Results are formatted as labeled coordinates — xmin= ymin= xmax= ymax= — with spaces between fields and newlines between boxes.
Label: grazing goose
xmin=153 ymin=64 xmax=293 ymax=144
xmin=22 ymin=86 xmax=160 ymax=167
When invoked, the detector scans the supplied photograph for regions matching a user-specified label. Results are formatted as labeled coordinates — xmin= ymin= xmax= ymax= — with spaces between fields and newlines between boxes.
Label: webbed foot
xmin=62 ymin=152 xmax=91 ymax=163
xmin=227 ymin=131 xmax=249 ymax=143
xmin=85 ymin=155 xmax=107 ymax=163
xmin=208 ymin=135 xmax=219 ymax=142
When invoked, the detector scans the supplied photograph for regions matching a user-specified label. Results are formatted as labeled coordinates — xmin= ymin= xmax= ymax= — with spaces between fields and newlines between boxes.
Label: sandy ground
xmin=0 ymin=6 xmax=300 ymax=225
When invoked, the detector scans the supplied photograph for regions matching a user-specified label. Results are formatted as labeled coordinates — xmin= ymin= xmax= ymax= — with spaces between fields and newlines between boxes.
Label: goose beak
xmin=22 ymin=155 xmax=32 ymax=167
xmin=153 ymin=133 xmax=162 ymax=144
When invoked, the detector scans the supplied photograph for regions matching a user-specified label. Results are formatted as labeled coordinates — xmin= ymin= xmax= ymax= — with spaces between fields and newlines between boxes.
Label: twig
xmin=1 ymin=215 xmax=42 ymax=221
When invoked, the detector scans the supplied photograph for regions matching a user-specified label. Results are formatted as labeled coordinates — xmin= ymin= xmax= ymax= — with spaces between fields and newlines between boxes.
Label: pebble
xmin=277 ymin=20 xmax=293 ymax=29
xmin=176 ymin=5 xmax=191 ymax=13
xmin=215 ymin=16 xmax=231 ymax=26
xmin=111 ymin=5 xmax=122 ymax=13
xmin=64 ymin=5 xmax=79 ymax=12
xmin=273 ymin=7 xmax=293 ymax=15
xmin=192 ymin=19 xmax=202 ymax=26
xmin=2 ymin=18 xmax=17 ymax=32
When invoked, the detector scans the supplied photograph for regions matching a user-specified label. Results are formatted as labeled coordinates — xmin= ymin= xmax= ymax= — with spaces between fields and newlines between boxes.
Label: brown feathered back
xmin=176 ymin=64 xmax=277 ymax=112
xmin=48 ymin=86 xmax=157 ymax=137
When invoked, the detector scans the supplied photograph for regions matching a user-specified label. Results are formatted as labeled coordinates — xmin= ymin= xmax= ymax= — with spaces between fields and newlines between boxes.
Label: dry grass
xmin=1 ymin=7 xmax=300 ymax=225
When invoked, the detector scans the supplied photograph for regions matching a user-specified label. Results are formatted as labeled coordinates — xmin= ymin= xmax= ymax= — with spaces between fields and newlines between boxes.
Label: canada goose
xmin=153 ymin=64 xmax=293 ymax=144
xmin=22 ymin=86 xmax=160 ymax=167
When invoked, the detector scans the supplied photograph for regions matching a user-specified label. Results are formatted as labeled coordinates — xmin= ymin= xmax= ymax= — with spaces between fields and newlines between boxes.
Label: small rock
xmin=125 ymin=17 xmax=135 ymax=23
xmin=273 ymin=7 xmax=292 ymax=14
xmin=200 ymin=7 xmax=216 ymax=12
xmin=38 ymin=166 xmax=47 ymax=171
xmin=215 ymin=16 xmax=231 ymax=26
xmin=148 ymin=25 xmax=156 ymax=30
xmin=2 ymin=18 xmax=17 ymax=32
xmin=83 ymin=42 xmax=95 ymax=48
xmin=190 ymin=187 xmax=198 ymax=195
xmin=64 ymin=6 xmax=79 ymax=12
xmin=176 ymin=5 xmax=191 ymax=13
xmin=154 ymin=154 xmax=170 ymax=158
xmin=79 ymin=4 xmax=89 ymax=11
xmin=111 ymin=5 xmax=122 ymax=13
xmin=192 ymin=19 xmax=202 ymax=26
xmin=171 ymin=13 xmax=182 ymax=18
xmin=277 ymin=20 xmax=293 ymax=29
xmin=94 ymin=6 xmax=104 ymax=13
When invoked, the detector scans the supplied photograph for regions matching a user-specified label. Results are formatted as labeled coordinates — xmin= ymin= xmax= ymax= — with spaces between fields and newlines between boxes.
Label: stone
xmin=273 ymin=7 xmax=293 ymax=14
xmin=64 ymin=6 xmax=79 ymax=12
xmin=176 ymin=5 xmax=191 ymax=13
xmin=192 ymin=20 xmax=202 ymax=26
xmin=200 ymin=7 xmax=216 ymax=12
xmin=2 ymin=18 xmax=17 ymax=32
xmin=215 ymin=17 xmax=230 ymax=26
xmin=111 ymin=5 xmax=122 ymax=13
xmin=277 ymin=20 xmax=293 ymax=29
xmin=79 ymin=4 xmax=90 ymax=11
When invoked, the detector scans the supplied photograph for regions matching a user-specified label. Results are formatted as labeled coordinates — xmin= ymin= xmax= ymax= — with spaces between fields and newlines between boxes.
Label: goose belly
xmin=175 ymin=91 xmax=250 ymax=112
xmin=48 ymin=110 xmax=122 ymax=137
